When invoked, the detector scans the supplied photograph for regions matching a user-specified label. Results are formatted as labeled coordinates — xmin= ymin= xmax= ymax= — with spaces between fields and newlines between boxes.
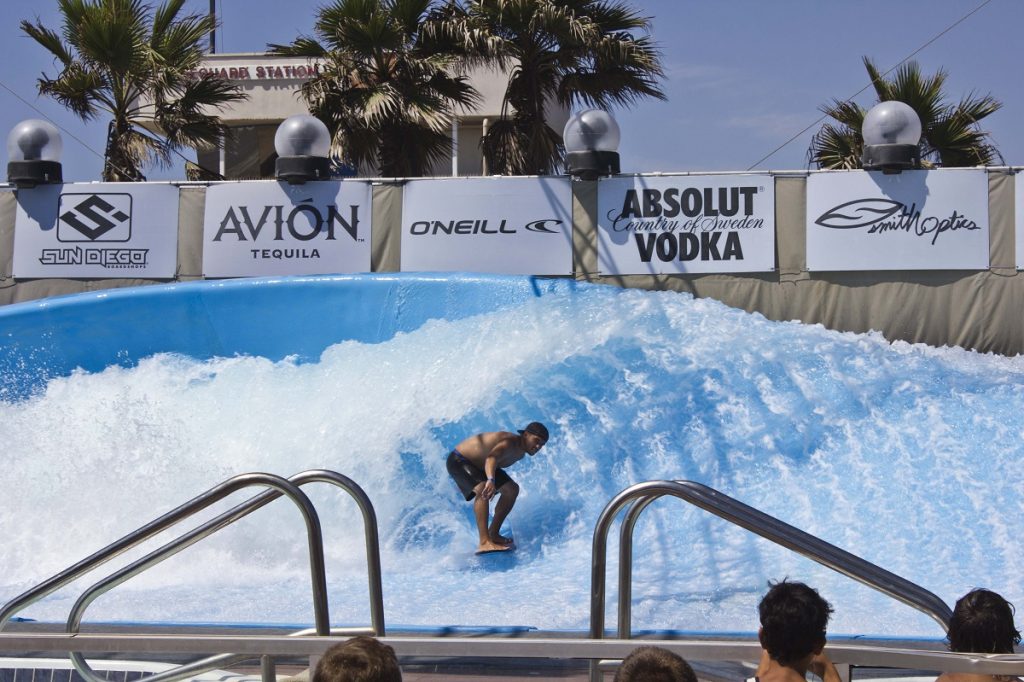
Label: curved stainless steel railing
xmin=589 ymin=480 xmax=953 ymax=682
xmin=0 ymin=473 xmax=328 ymax=632
xmin=0 ymin=470 xmax=385 ymax=682
xmin=65 ymin=470 xmax=383 ymax=682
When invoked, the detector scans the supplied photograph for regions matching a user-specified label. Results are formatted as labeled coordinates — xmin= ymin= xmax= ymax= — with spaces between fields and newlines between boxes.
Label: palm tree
xmin=809 ymin=57 xmax=1002 ymax=169
xmin=21 ymin=0 xmax=245 ymax=182
xmin=435 ymin=0 xmax=665 ymax=175
xmin=269 ymin=0 xmax=480 ymax=178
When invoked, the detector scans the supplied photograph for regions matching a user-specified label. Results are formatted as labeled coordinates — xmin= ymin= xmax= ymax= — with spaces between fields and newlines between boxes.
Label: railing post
xmin=260 ymin=655 xmax=275 ymax=682
xmin=590 ymin=478 xmax=952 ymax=682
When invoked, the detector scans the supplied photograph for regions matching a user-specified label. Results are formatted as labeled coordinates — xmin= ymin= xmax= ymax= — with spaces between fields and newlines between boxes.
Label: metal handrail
xmin=65 ymin=470 xmax=384 ymax=634
xmin=5 ymin=631 xmax=1024 ymax=676
xmin=57 ymin=470 xmax=384 ymax=682
xmin=0 ymin=472 xmax=331 ymax=682
xmin=590 ymin=480 xmax=954 ymax=682
xmin=0 ymin=473 xmax=329 ymax=634
xmin=66 ymin=627 xmax=376 ymax=682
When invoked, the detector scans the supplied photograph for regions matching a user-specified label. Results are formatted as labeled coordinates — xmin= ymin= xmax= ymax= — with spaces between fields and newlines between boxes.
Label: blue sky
xmin=2 ymin=0 xmax=1021 ymax=182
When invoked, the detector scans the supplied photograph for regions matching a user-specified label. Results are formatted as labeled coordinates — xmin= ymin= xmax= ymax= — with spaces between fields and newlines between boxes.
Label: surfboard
xmin=475 ymin=545 xmax=514 ymax=556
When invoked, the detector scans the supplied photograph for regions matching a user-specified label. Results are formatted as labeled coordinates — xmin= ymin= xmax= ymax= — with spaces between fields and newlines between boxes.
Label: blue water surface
xmin=1 ymin=278 xmax=1022 ymax=637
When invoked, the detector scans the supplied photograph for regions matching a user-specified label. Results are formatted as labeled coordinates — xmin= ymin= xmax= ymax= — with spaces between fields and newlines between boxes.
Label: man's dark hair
xmin=948 ymin=588 xmax=1021 ymax=654
xmin=313 ymin=636 xmax=402 ymax=682
xmin=521 ymin=421 xmax=549 ymax=442
xmin=614 ymin=645 xmax=698 ymax=682
xmin=758 ymin=580 xmax=834 ymax=666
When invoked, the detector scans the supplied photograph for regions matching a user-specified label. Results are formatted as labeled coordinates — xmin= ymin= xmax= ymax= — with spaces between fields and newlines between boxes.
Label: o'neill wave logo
xmin=815 ymin=199 xmax=980 ymax=245
xmin=39 ymin=193 xmax=148 ymax=268
xmin=213 ymin=198 xmax=361 ymax=261
xmin=408 ymin=218 xmax=563 ymax=235
xmin=524 ymin=219 xmax=561 ymax=233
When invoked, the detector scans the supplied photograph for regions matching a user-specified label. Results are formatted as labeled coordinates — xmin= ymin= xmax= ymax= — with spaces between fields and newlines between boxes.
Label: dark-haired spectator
xmin=751 ymin=580 xmax=841 ymax=682
xmin=937 ymin=588 xmax=1021 ymax=682
xmin=313 ymin=636 xmax=402 ymax=682
xmin=614 ymin=645 xmax=697 ymax=682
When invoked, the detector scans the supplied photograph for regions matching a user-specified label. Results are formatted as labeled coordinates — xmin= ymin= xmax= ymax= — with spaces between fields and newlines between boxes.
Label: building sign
xmin=596 ymin=175 xmax=776 ymax=274
xmin=13 ymin=183 xmax=179 ymax=278
xmin=202 ymin=181 xmax=372 ymax=277
xmin=401 ymin=177 xmax=573 ymax=275
xmin=188 ymin=61 xmax=322 ymax=82
xmin=807 ymin=169 xmax=989 ymax=271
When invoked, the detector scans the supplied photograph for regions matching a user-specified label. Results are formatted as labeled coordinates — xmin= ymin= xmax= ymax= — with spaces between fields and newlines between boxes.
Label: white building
xmin=182 ymin=53 xmax=570 ymax=179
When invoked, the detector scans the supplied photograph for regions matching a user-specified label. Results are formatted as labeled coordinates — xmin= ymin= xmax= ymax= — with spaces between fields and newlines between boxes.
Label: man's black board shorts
xmin=447 ymin=450 xmax=512 ymax=500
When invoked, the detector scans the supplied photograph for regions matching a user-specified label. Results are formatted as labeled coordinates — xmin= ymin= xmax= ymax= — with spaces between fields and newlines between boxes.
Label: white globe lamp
xmin=7 ymin=119 xmax=63 ymax=188
xmin=563 ymin=109 xmax=621 ymax=180
xmin=861 ymin=101 xmax=922 ymax=173
xmin=274 ymin=115 xmax=332 ymax=184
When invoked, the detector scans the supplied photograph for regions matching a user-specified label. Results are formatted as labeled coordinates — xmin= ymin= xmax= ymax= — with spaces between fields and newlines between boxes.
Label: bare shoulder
xmin=489 ymin=431 xmax=521 ymax=450
xmin=455 ymin=431 xmax=516 ymax=458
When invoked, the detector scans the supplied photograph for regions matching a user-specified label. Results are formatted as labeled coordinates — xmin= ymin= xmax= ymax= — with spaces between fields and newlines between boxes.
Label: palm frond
xmin=459 ymin=0 xmax=663 ymax=174
xmin=810 ymin=56 xmax=1003 ymax=170
xmin=37 ymin=65 xmax=106 ymax=120
xmin=808 ymin=122 xmax=862 ymax=170
xmin=26 ymin=0 xmax=248 ymax=181
xmin=268 ymin=38 xmax=329 ymax=58
xmin=21 ymin=20 xmax=76 ymax=66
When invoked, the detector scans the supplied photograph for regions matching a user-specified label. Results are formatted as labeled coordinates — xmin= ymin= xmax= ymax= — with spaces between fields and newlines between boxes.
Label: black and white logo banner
xmin=596 ymin=174 xmax=776 ymax=275
xmin=202 ymin=180 xmax=372 ymax=277
xmin=13 ymin=183 xmax=179 ymax=278
xmin=401 ymin=177 xmax=573 ymax=275
xmin=806 ymin=169 xmax=989 ymax=271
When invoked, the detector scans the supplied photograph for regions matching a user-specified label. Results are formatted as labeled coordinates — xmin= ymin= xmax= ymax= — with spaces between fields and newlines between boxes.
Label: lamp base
xmin=8 ymin=160 xmax=62 ymax=188
xmin=565 ymin=150 xmax=620 ymax=181
xmin=862 ymin=144 xmax=920 ymax=174
xmin=276 ymin=156 xmax=331 ymax=184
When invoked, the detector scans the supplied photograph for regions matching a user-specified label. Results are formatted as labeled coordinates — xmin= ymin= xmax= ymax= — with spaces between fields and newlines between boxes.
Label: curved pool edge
xmin=0 ymin=273 xmax=610 ymax=400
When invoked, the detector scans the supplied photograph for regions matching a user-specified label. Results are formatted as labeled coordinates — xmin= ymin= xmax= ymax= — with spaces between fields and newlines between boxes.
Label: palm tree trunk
xmin=103 ymin=118 xmax=143 ymax=182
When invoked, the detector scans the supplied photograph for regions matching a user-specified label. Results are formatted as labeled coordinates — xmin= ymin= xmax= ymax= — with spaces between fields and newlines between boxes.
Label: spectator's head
xmin=614 ymin=646 xmax=697 ymax=682
xmin=758 ymin=580 xmax=834 ymax=666
xmin=313 ymin=636 xmax=402 ymax=682
xmin=948 ymin=588 xmax=1021 ymax=654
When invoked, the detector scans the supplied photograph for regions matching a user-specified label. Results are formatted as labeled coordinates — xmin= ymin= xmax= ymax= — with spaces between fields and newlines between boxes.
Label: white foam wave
xmin=2 ymin=287 xmax=1024 ymax=636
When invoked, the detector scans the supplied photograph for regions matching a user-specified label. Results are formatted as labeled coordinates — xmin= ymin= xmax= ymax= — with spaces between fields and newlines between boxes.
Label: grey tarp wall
xmin=1 ymin=171 xmax=1020 ymax=354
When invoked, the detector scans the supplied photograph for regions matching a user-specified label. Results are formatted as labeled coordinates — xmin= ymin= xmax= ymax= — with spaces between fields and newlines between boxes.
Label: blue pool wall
xmin=0 ymin=274 xmax=597 ymax=398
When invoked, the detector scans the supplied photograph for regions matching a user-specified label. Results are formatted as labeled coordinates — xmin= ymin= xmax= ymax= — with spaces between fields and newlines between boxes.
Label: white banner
xmin=1016 ymin=171 xmax=1024 ymax=269
xmin=401 ymin=177 xmax=573 ymax=275
xmin=13 ymin=183 xmax=179 ymax=278
xmin=203 ymin=181 xmax=372 ymax=277
xmin=807 ymin=170 xmax=989 ymax=271
xmin=596 ymin=175 xmax=776 ymax=274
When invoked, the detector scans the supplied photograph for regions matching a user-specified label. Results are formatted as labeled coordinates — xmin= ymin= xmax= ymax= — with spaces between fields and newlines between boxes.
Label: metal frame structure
xmin=1 ymin=476 xmax=992 ymax=682
xmin=589 ymin=480 xmax=954 ymax=682
xmin=3 ymin=632 xmax=1024 ymax=681
xmin=0 ymin=470 xmax=384 ymax=682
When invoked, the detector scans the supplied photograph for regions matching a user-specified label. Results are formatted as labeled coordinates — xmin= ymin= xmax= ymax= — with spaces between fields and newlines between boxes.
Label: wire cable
xmin=745 ymin=0 xmax=994 ymax=171
xmin=0 ymin=76 xmax=226 ymax=181
xmin=0 ymin=79 xmax=107 ymax=163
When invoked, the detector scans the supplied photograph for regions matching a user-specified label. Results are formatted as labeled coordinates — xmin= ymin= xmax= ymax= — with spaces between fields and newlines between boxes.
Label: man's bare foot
xmin=475 ymin=540 xmax=513 ymax=554
xmin=489 ymin=533 xmax=514 ymax=546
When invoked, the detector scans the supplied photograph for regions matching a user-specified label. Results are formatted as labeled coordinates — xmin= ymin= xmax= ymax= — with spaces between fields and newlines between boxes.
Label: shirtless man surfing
xmin=446 ymin=422 xmax=549 ymax=554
